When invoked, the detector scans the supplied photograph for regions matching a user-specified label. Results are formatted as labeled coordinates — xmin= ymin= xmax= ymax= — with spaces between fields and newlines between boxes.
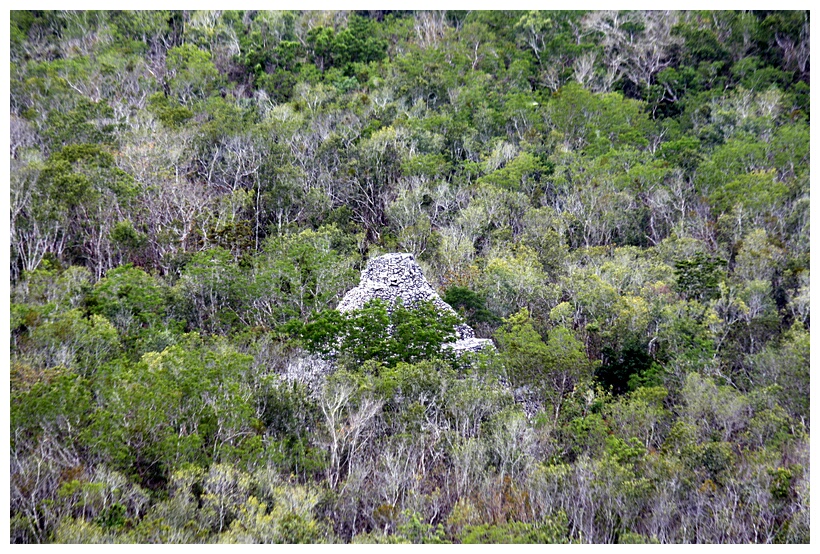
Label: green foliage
xmin=249 ymin=226 xmax=358 ymax=325
xmin=493 ymin=307 xmax=550 ymax=386
xmin=604 ymin=386 xmax=670 ymax=451
xmin=261 ymin=382 xmax=327 ymax=479
xmin=673 ymin=252 xmax=726 ymax=303
xmin=18 ymin=308 xmax=121 ymax=374
xmin=166 ymin=44 xmax=220 ymax=104
xmin=292 ymin=298 xmax=459 ymax=368
xmin=495 ymin=308 xmax=596 ymax=421
xmin=597 ymin=342 xmax=663 ymax=395
xmin=42 ymin=97 xmax=118 ymax=151
xmin=546 ymin=83 xmax=651 ymax=153
xmin=13 ymin=264 xmax=92 ymax=309
xmin=8 ymin=9 xmax=810 ymax=545
xmin=305 ymin=15 xmax=387 ymax=75
xmin=459 ymin=514 xmax=570 ymax=544
xmin=566 ymin=412 xmax=609 ymax=460
xmin=11 ymin=368 xmax=93 ymax=450
xmin=146 ymin=92 xmax=194 ymax=127
xmin=394 ymin=511 xmax=448 ymax=544
xmin=443 ymin=286 xmax=496 ymax=327
xmin=88 ymin=340 xmax=257 ymax=487
xmin=90 ymin=265 xmax=169 ymax=326
xmin=175 ymin=248 xmax=244 ymax=334
xmin=748 ymin=323 xmax=810 ymax=425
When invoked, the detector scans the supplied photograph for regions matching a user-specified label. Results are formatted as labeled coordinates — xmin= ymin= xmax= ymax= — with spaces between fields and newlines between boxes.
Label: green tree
xmin=87 ymin=340 xmax=257 ymax=487
xmin=495 ymin=308 xmax=597 ymax=424
xmin=166 ymin=44 xmax=220 ymax=105
xmin=247 ymin=226 xmax=358 ymax=326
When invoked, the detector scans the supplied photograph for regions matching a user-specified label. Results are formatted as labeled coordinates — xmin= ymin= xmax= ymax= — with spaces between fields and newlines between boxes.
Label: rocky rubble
xmin=337 ymin=253 xmax=494 ymax=354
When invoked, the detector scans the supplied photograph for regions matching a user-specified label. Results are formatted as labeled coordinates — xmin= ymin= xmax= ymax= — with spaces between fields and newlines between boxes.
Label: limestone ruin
xmin=337 ymin=253 xmax=494 ymax=354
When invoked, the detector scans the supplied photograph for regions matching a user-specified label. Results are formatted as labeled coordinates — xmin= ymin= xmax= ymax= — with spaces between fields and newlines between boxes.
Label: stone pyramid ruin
xmin=337 ymin=253 xmax=494 ymax=354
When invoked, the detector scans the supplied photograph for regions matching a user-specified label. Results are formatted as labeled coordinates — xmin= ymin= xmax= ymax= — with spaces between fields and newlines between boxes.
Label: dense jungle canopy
xmin=9 ymin=10 xmax=810 ymax=543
